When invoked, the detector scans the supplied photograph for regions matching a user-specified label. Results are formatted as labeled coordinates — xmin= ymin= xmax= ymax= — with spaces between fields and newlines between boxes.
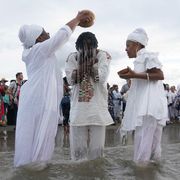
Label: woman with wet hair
xmin=65 ymin=32 xmax=113 ymax=161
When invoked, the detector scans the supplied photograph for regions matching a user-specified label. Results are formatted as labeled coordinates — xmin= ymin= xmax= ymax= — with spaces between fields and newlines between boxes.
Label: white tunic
xmin=122 ymin=48 xmax=168 ymax=131
xmin=65 ymin=50 xmax=114 ymax=126
xmin=14 ymin=25 xmax=72 ymax=167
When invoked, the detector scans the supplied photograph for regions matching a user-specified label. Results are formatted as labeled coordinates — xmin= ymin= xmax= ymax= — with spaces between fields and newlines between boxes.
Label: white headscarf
xmin=19 ymin=24 xmax=43 ymax=49
xmin=127 ymin=28 xmax=148 ymax=46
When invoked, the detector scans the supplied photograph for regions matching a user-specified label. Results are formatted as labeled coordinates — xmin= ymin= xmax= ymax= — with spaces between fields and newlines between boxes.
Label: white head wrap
xmin=18 ymin=24 xmax=43 ymax=49
xmin=127 ymin=28 xmax=148 ymax=46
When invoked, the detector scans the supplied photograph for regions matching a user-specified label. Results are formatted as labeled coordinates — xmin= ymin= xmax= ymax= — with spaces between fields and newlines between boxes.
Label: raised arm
xmin=38 ymin=11 xmax=92 ymax=56
xmin=66 ymin=11 xmax=92 ymax=31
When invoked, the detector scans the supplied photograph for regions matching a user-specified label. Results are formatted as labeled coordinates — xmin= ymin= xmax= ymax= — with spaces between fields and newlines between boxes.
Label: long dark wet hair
xmin=76 ymin=32 xmax=98 ymax=51
xmin=75 ymin=32 xmax=98 ymax=82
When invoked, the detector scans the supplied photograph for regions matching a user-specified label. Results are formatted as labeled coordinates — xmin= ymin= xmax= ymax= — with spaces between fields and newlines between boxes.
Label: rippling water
xmin=0 ymin=125 xmax=180 ymax=180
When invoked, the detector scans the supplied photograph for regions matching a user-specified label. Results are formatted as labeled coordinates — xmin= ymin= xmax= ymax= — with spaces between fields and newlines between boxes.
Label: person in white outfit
xmin=65 ymin=32 xmax=114 ymax=161
xmin=14 ymin=11 xmax=92 ymax=169
xmin=118 ymin=28 xmax=168 ymax=165
xmin=168 ymin=86 xmax=177 ymax=121
xmin=112 ymin=85 xmax=122 ymax=123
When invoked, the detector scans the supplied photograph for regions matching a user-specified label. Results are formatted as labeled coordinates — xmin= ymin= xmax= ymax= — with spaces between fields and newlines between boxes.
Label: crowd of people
xmin=164 ymin=84 xmax=180 ymax=123
xmin=107 ymin=82 xmax=180 ymax=126
xmin=0 ymin=73 xmax=25 ymax=127
xmin=0 ymin=76 xmax=179 ymax=128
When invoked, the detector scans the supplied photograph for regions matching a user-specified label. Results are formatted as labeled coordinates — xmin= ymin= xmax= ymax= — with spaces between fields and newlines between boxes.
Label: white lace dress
xmin=121 ymin=48 xmax=168 ymax=131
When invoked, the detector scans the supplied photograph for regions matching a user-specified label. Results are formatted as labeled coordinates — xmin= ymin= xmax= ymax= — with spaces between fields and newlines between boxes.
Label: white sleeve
xmin=65 ymin=53 xmax=77 ymax=85
xmin=38 ymin=25 xmax=72 ymax=56
xmin=93 ymin=51 xmax=111 ymax=84
xmin=145 ymin=52 xmax=162 ymax=70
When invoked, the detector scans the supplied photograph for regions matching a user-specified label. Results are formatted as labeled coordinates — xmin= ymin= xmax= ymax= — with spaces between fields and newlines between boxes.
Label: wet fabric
xmin=14 ymin=25 xmax=72 ymax=167
xmin=70 ymin=126 xmax=105 ymax=160
xmin=134 ymin=116 xmax=163 ymax=164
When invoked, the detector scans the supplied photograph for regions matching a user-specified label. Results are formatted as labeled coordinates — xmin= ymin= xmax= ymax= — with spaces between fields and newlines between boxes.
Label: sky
xmin=0 ymin=0 xmax=180 ymax=87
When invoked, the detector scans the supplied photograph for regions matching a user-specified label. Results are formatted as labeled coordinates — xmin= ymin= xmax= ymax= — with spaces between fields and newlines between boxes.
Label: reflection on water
xmin=0 ymin=125 xmax=180 ymax=180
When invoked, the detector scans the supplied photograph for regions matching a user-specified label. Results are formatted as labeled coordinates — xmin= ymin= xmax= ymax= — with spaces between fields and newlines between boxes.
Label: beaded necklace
xmin=77 ymin=48 xmax=97 ymax=102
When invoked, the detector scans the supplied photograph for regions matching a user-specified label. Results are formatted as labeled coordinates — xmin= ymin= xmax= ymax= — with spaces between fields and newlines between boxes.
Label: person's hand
xmin=118 ymin=67 xmax=136 ymax=79
xmin=66 ymin=10 xmax=94 ymax=31
xmin=76 ymin=10 xmax=95 ymax=27
xmin=75 ymin=11 xmax=92 ymax=25
xmin=117 ymin=68 xmax=129 ymax=76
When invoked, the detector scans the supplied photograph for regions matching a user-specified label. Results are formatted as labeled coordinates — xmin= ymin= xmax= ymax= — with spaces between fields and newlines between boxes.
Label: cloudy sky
xmin=0 ymin=0 xmax=180 ymax=87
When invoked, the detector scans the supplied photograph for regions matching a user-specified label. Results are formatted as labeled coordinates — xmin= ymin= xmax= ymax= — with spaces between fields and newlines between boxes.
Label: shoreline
xmin=1 ymin=122 xmax=180 ymax=132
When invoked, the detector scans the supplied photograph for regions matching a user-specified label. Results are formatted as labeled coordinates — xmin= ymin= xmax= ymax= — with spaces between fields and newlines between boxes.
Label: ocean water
xmin=0 ymin=125 xmax=180 ymax=180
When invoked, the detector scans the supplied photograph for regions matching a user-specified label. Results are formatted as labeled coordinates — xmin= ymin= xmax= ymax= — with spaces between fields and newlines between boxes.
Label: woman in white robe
xmin=14 ymin=12 xmax=92 ymax=168
xmin=118 ymin=28 xmax=168 ymax=165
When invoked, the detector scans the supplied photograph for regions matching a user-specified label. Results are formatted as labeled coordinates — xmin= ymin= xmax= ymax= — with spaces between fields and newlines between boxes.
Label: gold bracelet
xmin=146 ymin=73 xmax=149 ymax=81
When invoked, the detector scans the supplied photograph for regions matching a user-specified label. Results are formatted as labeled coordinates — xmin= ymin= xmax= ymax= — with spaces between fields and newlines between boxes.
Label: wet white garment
xmin=134 ymin=116 xmax=163 ymax=164
xmin=14 ymin=25 xmax=72 ymax=167
xmin=121 ymin=48 xmax=168 ymax=131
xmin=70 ymin=126 xmax=105 ymax=160
xmin=65 ymin=50 xmax=114 ymax=126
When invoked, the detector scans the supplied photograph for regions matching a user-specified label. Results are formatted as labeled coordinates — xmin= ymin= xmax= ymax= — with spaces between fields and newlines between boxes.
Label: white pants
xmin=70 ymin=126 xmax=105 ymax=161
xmin=134 ymin=116 xmax=163 ymax=164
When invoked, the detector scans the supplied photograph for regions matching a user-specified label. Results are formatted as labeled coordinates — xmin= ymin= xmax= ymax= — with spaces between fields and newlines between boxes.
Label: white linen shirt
xmin=65 ymin=50 xmax=114 ymax=126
